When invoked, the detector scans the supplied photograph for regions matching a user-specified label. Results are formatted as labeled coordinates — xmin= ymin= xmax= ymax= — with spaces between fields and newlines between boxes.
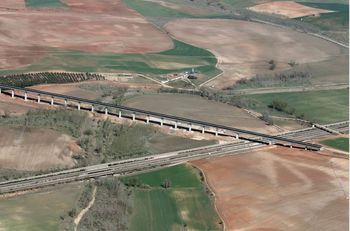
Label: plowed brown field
xmin=192 ymin=147 xmax=349 ymax=230
xmin=0 ymin=0 xmax=172 ymax=69
xmin=248 ymin=1 xmax=333 ymax=18
xmin=165 ymin=19 xmax=342 ymax=89
xmin=0 ymin=126 xmax=79 ymax=171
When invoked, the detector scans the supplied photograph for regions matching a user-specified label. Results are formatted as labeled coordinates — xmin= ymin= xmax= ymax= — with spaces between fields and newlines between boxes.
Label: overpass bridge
xmin=0 ymin=84 xmax=322 ymax=151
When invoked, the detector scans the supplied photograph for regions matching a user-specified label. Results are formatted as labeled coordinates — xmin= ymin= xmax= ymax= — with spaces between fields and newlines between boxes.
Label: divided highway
xmin=0 ymin=121 xmax=347 ymax=194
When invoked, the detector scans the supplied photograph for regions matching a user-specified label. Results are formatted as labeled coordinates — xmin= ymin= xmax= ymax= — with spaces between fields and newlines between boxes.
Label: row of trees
xmin=0 ymin=72 xmax=105 ymax=87
xmin=225 ymin=71 xmax=312 ymax=90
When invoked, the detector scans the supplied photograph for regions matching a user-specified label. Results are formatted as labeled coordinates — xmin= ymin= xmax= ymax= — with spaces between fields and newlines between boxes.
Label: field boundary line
xmin=191 ymin=164 xmax=227 ymax=231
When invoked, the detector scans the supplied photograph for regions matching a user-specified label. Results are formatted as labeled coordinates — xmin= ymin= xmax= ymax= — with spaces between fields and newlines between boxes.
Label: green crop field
xmin=245 ymin=89 xmax=349 ymax=124
xmin=0 ymin=40 xmax=220 ymax=84
xmin=25 ymin=0 xmax=66 ymax=8
xmin=123 ymin=164 xmax=222 ymax=231
xmin=297 ymin=3 xmax=349 ymax=30
xmin=0 ymin=184 xmax=83 ymax=231
xmin=123 ymin=0 xmax=193 ymax=17
xmin=321 ymin=137 xmax=349 ymax=152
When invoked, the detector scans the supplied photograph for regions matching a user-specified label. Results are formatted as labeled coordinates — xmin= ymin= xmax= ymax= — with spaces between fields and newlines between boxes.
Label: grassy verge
xmin=25 ymin=0 xmax=66 ymax=8
xmin=0 ymin=183 xmax=83 ymax=231
xmin=243 ymin=89 xmax=349 ymax=124
xmin=297 ymin=3 xmax=348 ymax=31
xmin=321 ymin=137 xmax=349 ymax=152
xmin=122 ymin=164 xmax=222 ymax=230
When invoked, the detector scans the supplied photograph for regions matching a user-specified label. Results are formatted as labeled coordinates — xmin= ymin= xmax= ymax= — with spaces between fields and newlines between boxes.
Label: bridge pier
xmin=188 ymin=124 xmax=192 ymax=132
xmin=91 ymin=105 xmax=94 ymax=112
xmin=77 ymin=102 xmax=81 ymax=111
xmin=0 ymin=88 xmax=2 ymax=94
xmin=64 ymin=99 xmax=67 ymax=107
xmin=132 ymin=113 xmax=136 ymax=121
xmin=202 ymin=126 xmax=205 ymax=134
xmin=146 ymin=115 xmax=150 ymax=124
xmin=24 ymin=92 xmax=28 ymax=101
xmin=11 ymin=90 xmax=14 ymax=98
xmin=50 ymin=97 xmax=54 ymax=106
xmin=215 ymin=129 xmax=218 ymax=136
xmin=37 ymin=94 xmax=41 ymax=103
xmin=105 ymin=108 xmax=108 ymax=115
xmin=160 ymin=118 xmax=164 ymax=126
xmin=118 ymin=111 xmax=122 ymax=118
xmin=174 ymin=121 xmax=178 ymax=130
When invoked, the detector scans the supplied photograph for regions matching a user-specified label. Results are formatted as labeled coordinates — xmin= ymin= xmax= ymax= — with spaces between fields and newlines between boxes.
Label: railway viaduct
xmin=0 ymin=84 xmax=322 ymax=151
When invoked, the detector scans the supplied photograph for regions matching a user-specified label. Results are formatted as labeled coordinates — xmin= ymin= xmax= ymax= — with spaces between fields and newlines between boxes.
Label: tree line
xmin=0 ymin=72 xmax=105 ymax=87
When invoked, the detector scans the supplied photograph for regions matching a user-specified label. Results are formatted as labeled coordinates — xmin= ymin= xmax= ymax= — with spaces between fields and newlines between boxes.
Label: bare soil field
xmin=29 ymin=82 xmax=102 ymax=100
xmin=192 ymin=147 xmax=349 ymax=231
xmin=63 ymin=0 xmax=138 ymax=15
xmin=0 ymin=0 xmax=25 ymax=9
xmin=248 ymin=1 xmax=333 ymax=18
xmin=0 ymin=0 xmax=172 ymax=69
xmin=0 ymin=126 xmax=80 ymax=171
xmin=0 ymin=94 xmax=50 ymax=116
xmin=143 ymin=0 xmax=211 ymax=16
xmin=123 ymin=94 xmax=278 ymax=133
xmin=165 ymin=19 xmax=343 ymax=89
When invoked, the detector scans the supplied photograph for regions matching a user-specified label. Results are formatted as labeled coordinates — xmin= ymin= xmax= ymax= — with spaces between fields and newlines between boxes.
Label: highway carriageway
xmin=0 ymin=122 xmax=347 ymax=194
xmin=0 ymin=84 xmax=322 ymax=151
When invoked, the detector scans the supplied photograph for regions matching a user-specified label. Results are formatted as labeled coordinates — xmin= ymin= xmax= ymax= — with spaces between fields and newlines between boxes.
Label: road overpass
xmin=0 ymin=121 xmax=347 ymax=194
xmin=0 ymin=84 xmax=322 ymax=150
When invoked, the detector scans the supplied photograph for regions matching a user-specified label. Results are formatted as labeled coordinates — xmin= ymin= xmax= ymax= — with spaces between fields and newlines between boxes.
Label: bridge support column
xmin=50 ymin=97 xmax=54 ymax=106
xmin=11 ymin=90 xmax=14 ymax=98
xmin=235 ymin=134 xmax=239 ymax=139
xmin=105 ymin=108 xmax=108 ymax=115
xmin=146 ymin=115 xmax=150 ymax=124
xmin=132 ymin=113 xmax=135 ymax=121
xmin=64 ymin=99 xmax=67 ymax=107
xmin=91 ymin=105 xmax=94 ymax=112
xmin=77 ymin=102 xmax=81 ymax=111
xmin=174 ymin=121 xmax=178 ymax=130
xmin=268 ymin=140 xmax=272 ymax=145
xmin=202 ymin=126 xmax=205 ymax=134
xmin=188 ymin=124 xmax=192 ymax=132
xmin=0 ymin=88 xmax=2 ymax=94
xmin=160 ymin=118 xmax=164 ymax=126
xmin=118 ymin=111 xmax=122 ymax=118
xmin=215 ymin=129 xmax=218 ymax=136
xmin=37 ymin=95 xmax=41 ymax=103
xmin=24 ymin=92 xmax=28 ymax=101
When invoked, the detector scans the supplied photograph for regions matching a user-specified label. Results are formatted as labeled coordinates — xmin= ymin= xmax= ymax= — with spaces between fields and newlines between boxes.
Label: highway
xmin=0 ymin=84 xmax=322 ymax=150
xmin=0 ymin=121 xmax=347 ymax=194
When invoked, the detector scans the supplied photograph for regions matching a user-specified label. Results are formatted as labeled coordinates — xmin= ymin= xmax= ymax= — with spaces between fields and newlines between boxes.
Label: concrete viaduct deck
xmin=0 ymin=84 xmax=322 ymax=151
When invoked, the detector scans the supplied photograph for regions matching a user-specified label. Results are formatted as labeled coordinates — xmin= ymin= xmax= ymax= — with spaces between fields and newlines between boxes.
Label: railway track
xmin=0 ymin=122 xmax=347 ymax=194
xmin=0 ymin=84 xmax=322 ymax=150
